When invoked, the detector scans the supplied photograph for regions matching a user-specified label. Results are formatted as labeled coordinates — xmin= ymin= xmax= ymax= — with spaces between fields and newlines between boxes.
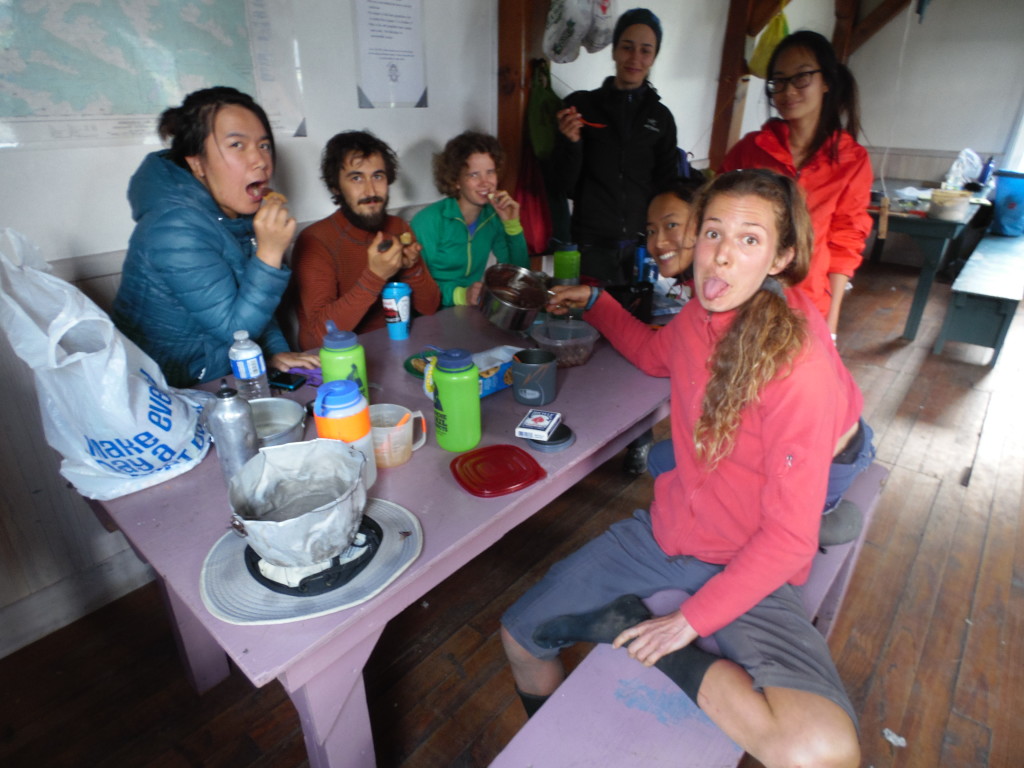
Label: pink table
xmin=98 ymin=306 xmax=670 ymax=768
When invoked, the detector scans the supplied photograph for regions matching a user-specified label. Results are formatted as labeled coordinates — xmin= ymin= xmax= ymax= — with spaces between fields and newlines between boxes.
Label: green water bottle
xmin=319 ymin=320 xmax=368 ymax=400
xmin=432 ymin=348 xmax=480 ymax=452
xmin=552 ymin=242 xmax=581 ymax=286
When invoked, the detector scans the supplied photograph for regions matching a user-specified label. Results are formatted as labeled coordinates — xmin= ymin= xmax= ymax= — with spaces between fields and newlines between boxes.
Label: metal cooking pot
xmin=228 ymin=439 xmax=367 ymax=568
xmin=249 ymin=397 xmax=306 ymax=448
xmin=477 ymin=263 xmax=550 ymax=332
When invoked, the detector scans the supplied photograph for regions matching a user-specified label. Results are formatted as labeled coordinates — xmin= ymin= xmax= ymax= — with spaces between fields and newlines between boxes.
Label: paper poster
xmin=354 ymin=0 xmax=428 ymax=109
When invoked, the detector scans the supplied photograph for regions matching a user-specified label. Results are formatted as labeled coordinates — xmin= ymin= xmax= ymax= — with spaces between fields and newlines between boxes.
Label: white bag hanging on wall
xmin=0 ymin=229 xmax=211 ymax=500
xmin=582 ymin=0 xmax=617 ymax=54
xmin=543 ymin=0 xmax=592 ymax=63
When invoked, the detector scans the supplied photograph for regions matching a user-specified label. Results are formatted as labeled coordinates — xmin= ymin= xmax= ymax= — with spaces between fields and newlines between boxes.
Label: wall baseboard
xmin=0 ymin=548 xmax=154 ymax=659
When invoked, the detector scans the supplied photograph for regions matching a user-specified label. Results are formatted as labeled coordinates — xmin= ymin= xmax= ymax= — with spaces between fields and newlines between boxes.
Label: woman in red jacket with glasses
xmin=722 ymin=30 xmax=872 ymax=336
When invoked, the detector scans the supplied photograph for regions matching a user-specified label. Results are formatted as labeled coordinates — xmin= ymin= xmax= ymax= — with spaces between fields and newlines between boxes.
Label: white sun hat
xmin=200 ymin=497 xmax=422 ymax=625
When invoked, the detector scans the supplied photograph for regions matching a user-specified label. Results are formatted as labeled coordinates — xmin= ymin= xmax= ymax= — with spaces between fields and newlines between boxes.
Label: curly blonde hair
xmin=691 ymin=170 xmax=814 ymax=467
xmin=432 ymin=131 xmax=505 ymax=198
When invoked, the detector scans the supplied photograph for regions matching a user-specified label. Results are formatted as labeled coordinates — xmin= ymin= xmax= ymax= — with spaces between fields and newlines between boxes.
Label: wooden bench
xmin=491 ymin=462 xmax=889 ymax=768
xmin=933 ymin=235 xmax=1024 ymax=364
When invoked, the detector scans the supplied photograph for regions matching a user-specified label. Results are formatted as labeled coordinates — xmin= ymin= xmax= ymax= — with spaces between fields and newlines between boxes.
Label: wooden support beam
xmin=748 ymin=0 xmax=791 ymax=37
xmin=850 ymin=0 xmax=912 ymax=55
xmin=709 ymin=0 xmax=755 ymax=171
xmin=832 ymin=0 xmax=859 ymax=63
xmin=497 ymin=0 xmax=546 ymax=196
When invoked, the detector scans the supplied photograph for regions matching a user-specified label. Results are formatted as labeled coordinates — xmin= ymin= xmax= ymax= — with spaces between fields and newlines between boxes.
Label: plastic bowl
xmin=928 ymin=189 xmax=971 ymax=221
xmin=529 ymin=318 xmax=600 ymax=368
xmin=249 ymin=397 xmax=306 ymax=448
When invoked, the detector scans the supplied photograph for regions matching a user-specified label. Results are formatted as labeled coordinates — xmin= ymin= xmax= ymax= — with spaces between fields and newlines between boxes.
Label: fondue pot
xmin=477 ymin=263 xmax=550 ymax=333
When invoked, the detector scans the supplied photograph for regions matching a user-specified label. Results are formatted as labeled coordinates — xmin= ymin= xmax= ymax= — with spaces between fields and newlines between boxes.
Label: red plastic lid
xmin=450 ymin=444 xmax=547 ymax=497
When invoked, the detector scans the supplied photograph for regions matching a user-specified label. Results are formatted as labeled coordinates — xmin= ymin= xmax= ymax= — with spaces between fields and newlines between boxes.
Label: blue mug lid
xmin=323 ymin=320 xmax=356 ymax=350
xmin=314 ymin=379 xmax=362 ymax=414
xmin=429 ymin=346 xmax=472 ymax=372
xmin=384 ymin=281 xmax=412 ymax=296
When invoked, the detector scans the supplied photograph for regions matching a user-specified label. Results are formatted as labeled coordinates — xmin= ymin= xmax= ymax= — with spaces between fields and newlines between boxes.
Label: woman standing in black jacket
xmin=553 ymin=8 xmax=678 ymax=285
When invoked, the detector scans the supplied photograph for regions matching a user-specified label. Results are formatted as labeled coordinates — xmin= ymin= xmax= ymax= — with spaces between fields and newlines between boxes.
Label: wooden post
xmin=832 ymin=0 xmax=859 ymax=63
xmin=708 ymin=0 xmax=791 ymax=170
xmin=497 ymin=0 xmax=547 ymax=195
xmin=708 ymin=0 xmax=755 ymax=171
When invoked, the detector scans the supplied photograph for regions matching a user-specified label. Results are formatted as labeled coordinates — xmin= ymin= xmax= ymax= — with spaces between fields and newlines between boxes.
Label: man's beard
xmin=339 ymin=194 xmax=389 ymax=232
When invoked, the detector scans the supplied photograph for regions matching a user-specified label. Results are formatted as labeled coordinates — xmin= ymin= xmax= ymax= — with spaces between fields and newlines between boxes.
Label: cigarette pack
xmin=515 ymin=409 xmax=562 ymax=441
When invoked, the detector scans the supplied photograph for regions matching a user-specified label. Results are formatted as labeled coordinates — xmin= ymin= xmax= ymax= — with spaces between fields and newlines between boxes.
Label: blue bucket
xmin=991 ymin=170 xmax=1024 ymax=237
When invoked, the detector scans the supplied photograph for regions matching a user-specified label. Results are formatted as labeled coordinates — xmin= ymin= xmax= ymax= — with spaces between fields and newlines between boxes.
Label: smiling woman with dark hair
xmin=722 ymin=30 xmax=872 ymax=335
xmin=112 ymin=86 xmax=318 ymax=387
xmin=552 ymin=7 xmax=679 ymax=285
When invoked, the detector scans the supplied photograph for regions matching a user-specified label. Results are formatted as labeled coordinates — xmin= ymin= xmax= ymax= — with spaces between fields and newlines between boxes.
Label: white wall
xmin=853 ymin=0 xmax=1024 ymax=159
xmin=0 ymin=0 xmax=498 ymax=266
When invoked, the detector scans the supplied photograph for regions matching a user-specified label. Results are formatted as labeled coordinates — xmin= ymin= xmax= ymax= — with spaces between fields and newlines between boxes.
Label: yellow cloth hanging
xmin=748 ymin=11 xmax=789 ymax=80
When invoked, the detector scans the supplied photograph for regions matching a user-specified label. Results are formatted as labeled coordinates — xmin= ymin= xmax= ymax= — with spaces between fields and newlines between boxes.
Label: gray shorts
xmin=501 ymin=509 xmax=856 ymax=726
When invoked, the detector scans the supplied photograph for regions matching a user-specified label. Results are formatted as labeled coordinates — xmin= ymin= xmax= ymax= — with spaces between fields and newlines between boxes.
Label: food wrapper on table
xmin=474 ymin=345 xmax=524 ymax=397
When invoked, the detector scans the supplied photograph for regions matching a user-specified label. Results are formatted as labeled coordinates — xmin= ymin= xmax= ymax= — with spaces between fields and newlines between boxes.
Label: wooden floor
xmin=2 ymin=258 xmax=1023 ymax=768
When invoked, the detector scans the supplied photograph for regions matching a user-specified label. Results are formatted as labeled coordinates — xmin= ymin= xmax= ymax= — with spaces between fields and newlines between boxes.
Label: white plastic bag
xmin=0 ymin=229 xmax=210 ymax=500
xmin=943 ymin=149 xmax=982 ymax=189
xmin=543 ymin=0 xmax=592 ymax=63
xmin=582 ymin=0 xmax=617 ymax=54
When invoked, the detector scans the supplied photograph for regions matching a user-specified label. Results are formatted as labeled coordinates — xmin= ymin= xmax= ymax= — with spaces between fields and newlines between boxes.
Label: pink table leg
xmin=281 ymin=628 xmax=385 ymax=768
xmin=157 ymin=579 xmax=231 ymax=693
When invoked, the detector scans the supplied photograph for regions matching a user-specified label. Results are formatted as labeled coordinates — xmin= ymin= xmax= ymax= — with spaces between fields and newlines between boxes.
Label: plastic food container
xmin=529 ymin=318 xmax=599 ymax=368
xmin=928 ymin=189 xmax=971 ymax=222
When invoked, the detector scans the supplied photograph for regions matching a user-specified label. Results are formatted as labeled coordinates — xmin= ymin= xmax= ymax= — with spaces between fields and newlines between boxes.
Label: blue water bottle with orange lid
xmin=431 ymin=347 xmax=480 ymax=452
xmin=313 ymin=379 xmax=377 ymax=488
xmin=319 ymin=321 xmax=368 ymax=400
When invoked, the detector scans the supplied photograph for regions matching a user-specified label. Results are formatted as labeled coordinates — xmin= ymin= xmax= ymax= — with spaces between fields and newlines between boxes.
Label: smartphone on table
xmin=268 ymin=369 xmax=308 ymax=391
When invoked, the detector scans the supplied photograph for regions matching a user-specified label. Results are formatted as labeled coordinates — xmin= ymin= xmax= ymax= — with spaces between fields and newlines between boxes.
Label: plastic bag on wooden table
xmin=582 ymin=0 xmax=617 ymax=53
xmin=0 ymin=229 xmax=210 ymax=500
xmin=543 ymin=0 xmax=591 ymax=63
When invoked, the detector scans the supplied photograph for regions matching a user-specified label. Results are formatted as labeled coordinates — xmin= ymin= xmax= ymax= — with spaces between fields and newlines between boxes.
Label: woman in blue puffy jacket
xmin=113 ymin=87 xmax=318 ymax=387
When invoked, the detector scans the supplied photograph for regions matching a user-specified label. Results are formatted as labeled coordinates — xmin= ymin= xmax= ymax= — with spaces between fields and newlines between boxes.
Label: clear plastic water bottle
xmin=228 ymin=330 xmax=269 ymax=401
xmin=207 ymin=380 xmax=259 ymax=485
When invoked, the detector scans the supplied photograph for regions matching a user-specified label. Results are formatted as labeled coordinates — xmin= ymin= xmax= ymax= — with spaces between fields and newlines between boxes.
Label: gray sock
xmin=532 ymin=595 xmax=653 ymax=649
xmin=517 ymin=688 xmax=549 ymax=718
xmin=654 ymin=644 xmax=720 ymax=703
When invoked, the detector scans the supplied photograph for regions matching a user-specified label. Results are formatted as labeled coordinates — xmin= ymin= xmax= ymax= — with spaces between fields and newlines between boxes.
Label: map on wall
xmin=0 ymin=0 xmax=305 ymax=149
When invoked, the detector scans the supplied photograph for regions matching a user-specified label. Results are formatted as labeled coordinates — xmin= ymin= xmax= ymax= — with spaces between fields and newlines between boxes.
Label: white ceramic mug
xmin=369 ymin=404 xmax=427 ymax=468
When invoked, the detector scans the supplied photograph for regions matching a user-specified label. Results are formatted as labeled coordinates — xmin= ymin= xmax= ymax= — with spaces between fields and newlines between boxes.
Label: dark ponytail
xmin=765 ymin=31 xmax=861 ymax=165
xmin=159 ymin=86 xmax=274 ymax=169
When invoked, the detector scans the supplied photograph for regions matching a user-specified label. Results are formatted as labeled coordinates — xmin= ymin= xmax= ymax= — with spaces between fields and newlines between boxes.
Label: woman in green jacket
xmin=412 ymin=131 xmax=529 ymax=306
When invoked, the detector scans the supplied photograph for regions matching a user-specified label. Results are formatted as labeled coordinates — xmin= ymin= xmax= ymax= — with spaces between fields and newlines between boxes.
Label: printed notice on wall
xmin=354 ymin=0 xmax=428 ymax=109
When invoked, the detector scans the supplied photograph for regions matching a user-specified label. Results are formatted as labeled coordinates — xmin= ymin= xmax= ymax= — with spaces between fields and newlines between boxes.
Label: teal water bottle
xmin=319 ymin=320 xmax=368 ymax=400
xmin=432 ymin=348 xmax=481 ymax=452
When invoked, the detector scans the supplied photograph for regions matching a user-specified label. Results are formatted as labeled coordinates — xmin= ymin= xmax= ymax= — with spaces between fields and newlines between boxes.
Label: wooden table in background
xmin=869 ymin=202 xmax=981 ymax=341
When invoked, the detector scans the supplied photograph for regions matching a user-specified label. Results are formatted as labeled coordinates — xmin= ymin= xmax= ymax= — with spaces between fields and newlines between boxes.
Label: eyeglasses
xmin=766 ymin=69 xmax=822 ymax=94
